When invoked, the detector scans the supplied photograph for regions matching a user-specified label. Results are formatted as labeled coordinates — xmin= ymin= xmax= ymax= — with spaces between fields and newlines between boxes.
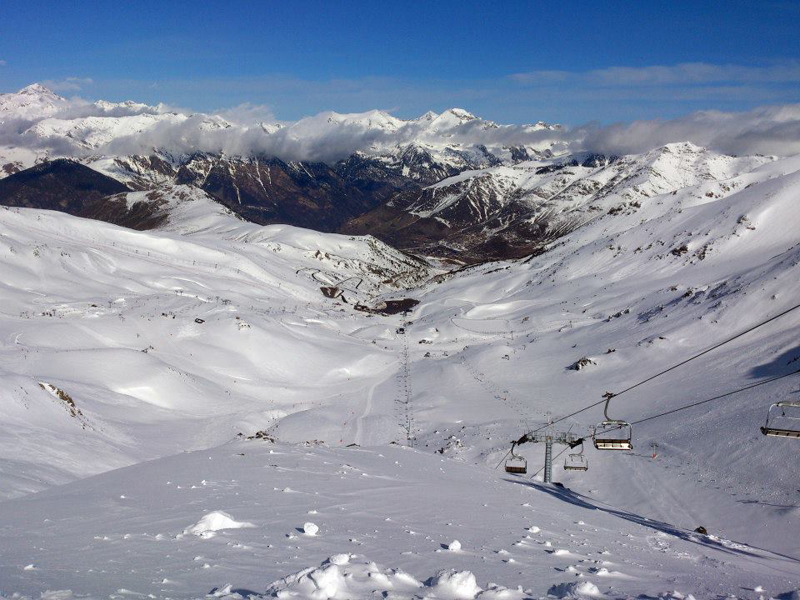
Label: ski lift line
xmin=595 ymin=367 xmax=800 ymax=432
xmin=395 ymin=329 xmax=415 ymax=446
xmin=494 ymin=447 xmax=514 ymax=470
xmin=508 ymin=374 xmax=800 ymax=477
xmin=525 ymin=302 xmax=800 ymax=436
xmin=605 ymin=302 xmax=800 ymax=402
xmin=459 ymin=357 xmax=535 ymax=422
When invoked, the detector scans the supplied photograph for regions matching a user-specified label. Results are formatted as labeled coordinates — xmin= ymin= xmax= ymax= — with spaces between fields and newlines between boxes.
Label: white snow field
xmin=1 ymin=150 xmax=800 ymax=598
xmin=1 ymin=443 xmax=798 ymax=600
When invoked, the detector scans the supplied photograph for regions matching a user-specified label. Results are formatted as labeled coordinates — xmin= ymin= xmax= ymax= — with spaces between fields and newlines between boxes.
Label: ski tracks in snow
xmin=350 ymin=353 xmax=403 ymax=447
xmin=353 ymin=377 xmax=378 ymax=446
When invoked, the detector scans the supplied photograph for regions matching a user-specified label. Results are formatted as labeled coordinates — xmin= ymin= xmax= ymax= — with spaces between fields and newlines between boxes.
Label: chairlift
xmin=564 ymin=442 xmax=589 ymax=471
xmin=505 ymin=444 xmax=528 ymax=474
xmin=761 ymin=401 xmax=800 ymax=438
xmin=593 ymin=393 xmax=633 ymax=451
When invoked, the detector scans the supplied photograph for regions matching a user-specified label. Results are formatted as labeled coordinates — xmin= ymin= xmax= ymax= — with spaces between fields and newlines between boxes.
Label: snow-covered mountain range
xmin=0 ymin=84 xmax=557 ymax=260
xmin=1 ymin=84 xmax=787 ymax=263
xmin=0 ymin=84 xmax=560 ymax=175
xmin=2 ymin=83 xmax=800 ymax=598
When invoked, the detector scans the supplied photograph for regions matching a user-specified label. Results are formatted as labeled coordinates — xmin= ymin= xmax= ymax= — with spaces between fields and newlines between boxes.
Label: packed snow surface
xmin=1 ymin=443 xmax=799 ymax=599
xmin=1 ymin=145 xmax=800 ymax=598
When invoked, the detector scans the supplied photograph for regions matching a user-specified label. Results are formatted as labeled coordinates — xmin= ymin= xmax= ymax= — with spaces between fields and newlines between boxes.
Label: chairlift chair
xmin=564 ymin=442 xmax=589 ymax=471
xmin=505 ymin=444 xmax=528 ymax=474
xmin=761 ymin=401 xmax=800 ymax=438
xmin=593 ymin=421 xmax=633 ymax=450
xmin=593 ymin=393 xmax=633 ymax=451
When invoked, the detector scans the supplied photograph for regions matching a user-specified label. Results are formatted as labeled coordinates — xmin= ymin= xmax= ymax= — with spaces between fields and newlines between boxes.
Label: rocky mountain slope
xmin=344 ymin=143 xmax=774 ymax=261
xmin=0 ymin=84 xmax=783 ymax=265
xmin=0 ymin=159 xmax=180 ymax=229
xmin=0 ymin=85 xmax=563 ymax=255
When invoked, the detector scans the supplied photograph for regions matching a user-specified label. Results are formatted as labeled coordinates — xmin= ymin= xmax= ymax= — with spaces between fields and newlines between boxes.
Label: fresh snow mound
xmin=547 ymin=580 xmax=603 ymax=598
xmin=426 ymin=569 xmax=482 ymax=598
xmin=260 ymin=556 xmax=530 ymax=600
xmin=184 ymin=511 xmax=254 ymax=539
xmin=302 ymin=521 xmax=319 ymax=536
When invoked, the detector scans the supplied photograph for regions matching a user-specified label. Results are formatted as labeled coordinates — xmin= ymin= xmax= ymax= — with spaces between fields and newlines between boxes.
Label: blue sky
xmin=2 ymin=0 xmax=799 ymax=124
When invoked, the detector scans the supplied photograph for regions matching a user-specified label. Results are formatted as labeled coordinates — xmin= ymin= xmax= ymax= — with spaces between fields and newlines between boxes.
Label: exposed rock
xmin=569 ymin=357 xmax=596 ymax=371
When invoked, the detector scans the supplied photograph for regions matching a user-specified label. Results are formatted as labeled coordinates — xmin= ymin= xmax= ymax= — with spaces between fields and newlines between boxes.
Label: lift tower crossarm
xmin=510 ymin=430 xmax=584 ymax=483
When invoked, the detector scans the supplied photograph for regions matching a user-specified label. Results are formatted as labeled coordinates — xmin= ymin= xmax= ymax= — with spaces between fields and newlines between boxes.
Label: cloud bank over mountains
xmin=2 ymin=83 xmax=800 ymax=162
xmin=577 ymin=104 xmax=800 ymax=157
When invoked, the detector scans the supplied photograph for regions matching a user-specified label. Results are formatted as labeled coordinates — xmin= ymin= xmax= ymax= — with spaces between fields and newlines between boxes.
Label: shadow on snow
xmin=504 ymin=478 xmax=800 ymax=563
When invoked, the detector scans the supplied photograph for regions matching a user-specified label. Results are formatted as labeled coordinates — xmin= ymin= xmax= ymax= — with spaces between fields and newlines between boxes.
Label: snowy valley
xmin=0 ymin=84 xmax=799 ymax=600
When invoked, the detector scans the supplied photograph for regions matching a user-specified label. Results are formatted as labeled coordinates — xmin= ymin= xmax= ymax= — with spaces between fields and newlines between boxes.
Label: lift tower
xmin=508 ymin=430 xmax=583 ymax=483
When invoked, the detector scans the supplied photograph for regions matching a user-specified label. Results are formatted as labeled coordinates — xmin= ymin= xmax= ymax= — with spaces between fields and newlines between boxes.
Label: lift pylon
xmin=509 ymin=430 xmax=583 ymax=483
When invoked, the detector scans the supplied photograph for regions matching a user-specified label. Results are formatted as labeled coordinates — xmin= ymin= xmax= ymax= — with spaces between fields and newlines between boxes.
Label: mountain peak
xmin=18 ymin=83 xmax=58 ymax=97
xmin=423 ymin=108 xmax=483 ymax=131
xmin=414 ymin=110 xmax=439 ymax=122
xmin=443 ymin=108 xmax=477 ymax=121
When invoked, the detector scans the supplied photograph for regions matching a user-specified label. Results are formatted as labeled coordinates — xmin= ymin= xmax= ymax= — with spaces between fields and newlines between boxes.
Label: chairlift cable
xmin=628 ymin=367 xmax=800 ymax=427
xmin=603 ymin=302 xmax=800 ymax=402
xmin=494 ymin=447 xmax=513 ymax=470
xmin=505 ymin=366 xmax=800 ymax=479
xmin=525 ymin=302 xmax=800 ymax=435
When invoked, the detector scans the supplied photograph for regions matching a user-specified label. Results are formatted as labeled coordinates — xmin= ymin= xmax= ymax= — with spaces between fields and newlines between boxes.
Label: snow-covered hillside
xmin=0 ymin=203 xmax=431 ymax=496
xmin=360 ymin=142 xmax=776 ymax=260
xmin=343 ymin=142 xmax=776 ymax=262
xmin=1 ymin=131 xmax=800 ymax=598
xmin=2 ymin=442 xmax=798 ymax=600
xmin=417 ymin=142 xmax=771 ymax=224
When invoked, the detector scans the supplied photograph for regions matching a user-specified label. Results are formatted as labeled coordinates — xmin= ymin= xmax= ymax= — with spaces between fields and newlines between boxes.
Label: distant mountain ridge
xmin=0 ymin=84 xmax=778 ymax=262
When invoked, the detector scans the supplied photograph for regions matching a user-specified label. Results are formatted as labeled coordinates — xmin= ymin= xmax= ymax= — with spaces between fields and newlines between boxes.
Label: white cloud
xmin=3 ymin=82 xmax=800 ymax=162
xmin=576 ymin=104 xmax=800 ymax=157
xmin=40 ymin=77 xmax=94 ymax=92
xmin=511 ymin=62 xmax=800 ymax=87
xmin=53 ymin=101 xmax=800 ymax=161
xmin=214 ymin=103 xmax=278 ymax=126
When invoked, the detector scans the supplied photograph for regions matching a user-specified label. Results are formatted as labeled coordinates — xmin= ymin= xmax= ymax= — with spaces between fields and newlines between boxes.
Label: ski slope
xmin=1 ymin=149 xmax=800 ymax=598
xmin=1 ymin=442 xmax=798 ymax=600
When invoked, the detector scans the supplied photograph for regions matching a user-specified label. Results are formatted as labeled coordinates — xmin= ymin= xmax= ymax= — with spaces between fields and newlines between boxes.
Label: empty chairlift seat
xmin=761 ymin=402 xmax=800 ymax=438
xmin=593 ymin=420 xmax=633 ymax=451
xmin=564 ymin=453 xmax=588 ymax=470
xmin=505 ymin=446 xmax=528 ymax=474
xmin=564 ymin=442 xmax=589 ymax=471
